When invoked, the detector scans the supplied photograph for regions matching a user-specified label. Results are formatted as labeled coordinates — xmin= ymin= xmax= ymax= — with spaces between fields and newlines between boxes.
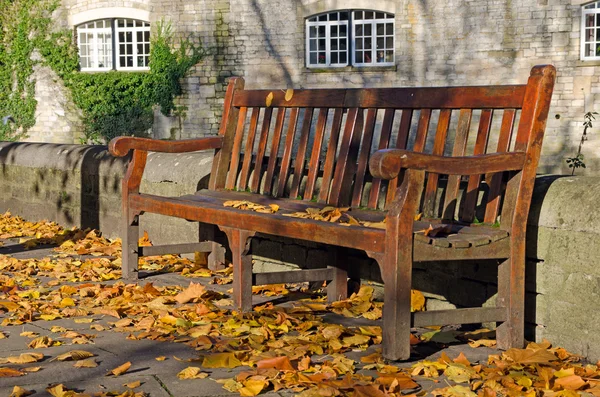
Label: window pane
xmin=355 ymin=25 xmax=363 ymax=36
xmin=365 ymin=24 xmax=372 ymax=35
xmin=597 ymin=13 xmax=600 ymax=25
xmin=310 ymin=39 xmax=317 ymax=51
xmin=119 ymin=32 xmax=125 ymax=43
xmin=386 ymin=37 xmax=393 ymax=48
xmin=385 ymin=50 xmax=393 ymax=62
xmin=126 ymin=32 xmax=132 ymax=42
xmin=144 ymin=44 xmax=150 ymax=54
xmin=355 ymin=11 xmax=363 ymax=20
xmin=331 ymin=53 xmax=338 ymax=63
xmin=127 ymin=19 xmax=134 ymax=27
xmin=356 ymin=38 xmax=363 ymax=50
xmin=340 ymin=52 xmax=347 ymax=64
xmin=318 ymin=26 xmax=325 ymax=36
xmin=120 ymin=44 xmax=126 ymax=54
xmin=310 ymin=53 xmax=317 ymax=64
xmin=127 ymin=44 xmax=133 ymax=54
xmin=120 ymin=57 xmax=126 ymax=67
xmin=138 ymin=43 xmax=144 ymax=54
xmin=81 ymin=57 xmax=89 ymax=68
xmin=377 ymin=23 xmax=384 ymax=35
xmin=587 ymin=28 xmax=594 ymax=41
xmin=309 ymin=26 xmax=317 ymax=37
xmin=137 ymin=31 xmax=143 ymax=42
xmin=340 ymin=39 xmax=347 ymax=50
xmin=365 ymin=52 xmax=372 ymax=63
xmin=118 ymin=19 xmax=125 ymax=27
xmin=364 ymin=38 xmax=372 ymax=49
xmin=355 ymin=52 xmax=363 ymax=63
xmin=376 ymin=50 xmax=385 ymax=62
xmin=377 ymin=37 xmax=384 ymax=49
xmin=330 ymin=12 xmax=338 ymax=21
xmin=144 ymin=31 xmax=150 ymax=41
xmin=318 ymin=52 xmax=326 ymax=64
xmin=386 ymin=23 xmax=393 ymax=35
xmin=376 ymin=12 xmax=384 ymax=19
xmin=318 ymin=39 xmax=325 ymax=50
xmin=365 ymin=11 xmax=373 ymax=19
xmin=340 ymin=25 xmax=347 ymax=36
xmin=331 ymin=25 xmax=338 ymax=37
xmin=318 ymin=14 xmax=327 ymax=21
xmin=340 ymin=12 xmax=349 ymax=20
xmin=331 ymin=39 xmax=338 ymax=50
xmin=596 ymin=44 xmax=600 ymax=56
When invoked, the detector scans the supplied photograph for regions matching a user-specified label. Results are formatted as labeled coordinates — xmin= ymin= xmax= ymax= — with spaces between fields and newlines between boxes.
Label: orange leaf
xmin=106 ymin=361 xmax=131 ymax=376
xmin=353 ymin=385 xmax=387 ymax=397
xmin=555 ymin=375 xmax=586 ymax=390
xmin=503 ymin=348 xmax=557 ymax=365
xmin=256 ymin=356 xmax=295 ymax=371
xmin=0 ymin=367 xmax=24 ymax=377
xmin=175 ymin=282 xmax=207 ymax=304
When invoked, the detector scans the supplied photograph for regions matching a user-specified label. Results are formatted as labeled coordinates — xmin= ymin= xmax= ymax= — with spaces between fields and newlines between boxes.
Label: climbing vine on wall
xmin=0 ymin=0 xmax=59 ymax=140
xmin=0 ymin=0 xmax=208 ymax=143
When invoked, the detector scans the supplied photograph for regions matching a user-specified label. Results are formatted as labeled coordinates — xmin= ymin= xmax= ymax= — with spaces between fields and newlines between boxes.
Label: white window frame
xmin=581 ymin=2 xmax=600 ymax=60
xmin=77 ymin=20 xmax=113 ymax=72
xmin=76 ymin=18 xmax=150 ymax=72
xmin=305 ymin=9 xmax=395 ymax=68
xmin=352 ymin=11 xmax=395 ymax=67
xmin=115 ymin=19 xmax=151 ymax=71
xmin=306 ymin=12 xmax=349 ymax=68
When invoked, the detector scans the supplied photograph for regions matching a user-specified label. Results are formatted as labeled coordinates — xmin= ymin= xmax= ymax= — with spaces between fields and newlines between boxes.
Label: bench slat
xmin=225 ymin=107 xmax=248 ymax=190
xmin=318 ymin=109 xmax=344 ymax=203
xmin=250 ymin=107 xmax=273 ymax=193
xmin=275 ymin=108 xmax=299 ymax=197
xmin=412 ymin=307 xmax=506 ymax=327
xmin=352 ymin=109 xmax=379 ymax=207
xmin=423 ymin=109 xmax=452 ymax=218
xmin=484 ymin=109 xmax=516 ymax=223
xmin=238 ymin=107 xmax=261 ymax=191
xmin=442 ymin=109 xmax=472 ymax=221
xmin=233 ymin=86 xmax=527 ymax=109
xmin=330 ymin=108 xmax=363 ymax=206
xmin=263 ymin=108 xmax=286 ymax=195
xmin=461 ymin=109 xmax=493 ymax=223
xmin=384 ymin=109 xmax=413 ymax=208
xmin=290 ymin=108 xmax=314 ymax=199
xmin=253 ymin=269 xmax=334 ymax=285
xmin=304 ymin=108 xmax=329 ymax=200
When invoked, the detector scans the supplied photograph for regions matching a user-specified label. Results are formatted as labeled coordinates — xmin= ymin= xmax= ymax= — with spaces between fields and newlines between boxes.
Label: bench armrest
xmin=108 ymin=136 xmax=224 ymax=157
xmin=369 ymin=149 xmax=527 ymax=180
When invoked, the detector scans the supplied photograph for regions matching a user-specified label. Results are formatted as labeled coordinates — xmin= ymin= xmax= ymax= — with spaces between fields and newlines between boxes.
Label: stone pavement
xmin=0 ymin=238 xmax=499 ymax=397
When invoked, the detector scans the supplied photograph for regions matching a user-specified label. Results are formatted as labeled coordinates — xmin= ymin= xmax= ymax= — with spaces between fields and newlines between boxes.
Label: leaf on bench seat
xmin=223 ymin=200 xmax=279 ymax=214
xmin=418 ymin=224 xmax=453 ymax=237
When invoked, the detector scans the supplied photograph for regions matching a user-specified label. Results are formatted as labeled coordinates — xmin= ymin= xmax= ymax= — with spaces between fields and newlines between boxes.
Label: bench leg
xmin=496 ymin=251 xmax=526 ymax=350
xmin=122 ymin=214 xmax=139 ymax=280
xmin=221 ymin=227 xmax=255 ymax=312
xmin=199 ymin=223 xmax=226 ymax=271
xmin=327 ymin=249 xmax=348 ymax=303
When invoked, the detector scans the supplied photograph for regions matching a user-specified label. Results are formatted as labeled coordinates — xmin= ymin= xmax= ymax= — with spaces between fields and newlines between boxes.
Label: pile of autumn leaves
xmin=0 ymin=213 xmax=600 ymax=397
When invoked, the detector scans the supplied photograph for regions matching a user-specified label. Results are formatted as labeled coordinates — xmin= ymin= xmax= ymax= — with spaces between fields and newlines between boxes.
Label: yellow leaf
xmin=54 ymin=350 xmax=95 ymax=361
xmin=124 ymin=380 xmax=141 ymax=389
xmin=0 ymin=353 xmax=44 ymax=364
xmin=59 ymin=297 xmax=75 ymax=308
xmin=284 ymin=88 xmax=294 ymax=101
xmin=269 ymin=204 xmax=279 ymax=213
xmin=411 ymin=290 xmax=426 ymax=312
xmin=107 ymin=361 xmax=131 ymax=376
xmin=265 ymin=92 xmax=274 ymax=107
xmin=10 ymin=386 xmax=33 ymax=397
xmin=74 ymin=318 xmax=94 ymax=324
xmin=342 ymin=334 xmax=371 ymax=347
xmin=155 ymin=356 xmax=167 ymax=361
xmin=73 ymin=359 xmax=98 ymax=368
xmin=502 ymin=347 xmax=557 ymax=365
xmin=202 ymin=352 xmax=242 ymax=368
xmin=414 ymin=213 xmax=423 ymax=221
xmin=40 ymin=314 xmax=60 ymax=321
xmin=22 ymin=367 xmax=41 ymax=372
xmin=239 ymin=379 xmax=268 ymax=397
xmin=28 ymin=336 xmax=55 ymax=349
xmin=46 ymin=384 xmax=68 ymax=397
xmin=19 ymin=331 xmax=38 ymax=338
xmin=468 ymin=339 xmax=497 ymax=348
xmin=177 ymin=367 xmax=209 ymax=379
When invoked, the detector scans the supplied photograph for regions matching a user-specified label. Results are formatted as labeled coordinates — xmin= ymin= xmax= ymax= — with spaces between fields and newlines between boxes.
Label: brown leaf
xmin=0 ymin=352 xmax=44 ymax=364
xmin=202 ymin=352 xmax=242 ymax=368
xmin=554 ymin=375 xmax=586 ymax=390
xmin=73 ymin=359 xmax=98 ymax=368
xmin=502 ymin=347 xmax=557 ymax=365
xmin=0 ymin=367 xmax=24 ymax=377
xmin=106 ymin=361 xmax=131 ymax=376
xmin=353 ymin=385 xmax=388 ymax=397
xmin=124 ymin=380 xmax=142 ymax=389
xmin=256 ymin=356 xmax=295 ymax=371
xmin=175 ymin=282 xmax=207 ymax=304
xmin=468 ymin=339 xmax=497 ymax=348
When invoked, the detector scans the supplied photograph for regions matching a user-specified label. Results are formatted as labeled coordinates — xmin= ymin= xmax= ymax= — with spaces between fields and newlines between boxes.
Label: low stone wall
xmin=0 ymin=142 xmax=599 ymax=360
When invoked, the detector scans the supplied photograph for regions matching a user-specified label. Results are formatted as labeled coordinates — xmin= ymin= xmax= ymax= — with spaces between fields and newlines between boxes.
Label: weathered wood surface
xmin=109 ymin=65 xmax=556 ymax=361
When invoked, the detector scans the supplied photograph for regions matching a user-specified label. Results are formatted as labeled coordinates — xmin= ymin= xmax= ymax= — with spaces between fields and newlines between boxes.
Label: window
xmin=582 ymin=2 xmax=600 ymax=60
xmin=76 ymin=18 xmax=150 ymax=71
xmin=306 ymin=10 xmax=394 ymax=68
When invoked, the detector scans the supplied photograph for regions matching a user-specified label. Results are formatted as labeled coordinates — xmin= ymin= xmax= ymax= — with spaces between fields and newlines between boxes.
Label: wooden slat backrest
xmin=211 ymin=66 xmax=555 ymax=227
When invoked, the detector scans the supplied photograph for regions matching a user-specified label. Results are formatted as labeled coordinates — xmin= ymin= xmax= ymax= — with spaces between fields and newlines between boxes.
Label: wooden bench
xmin=109 ymin=65 xmax=556 ymax=360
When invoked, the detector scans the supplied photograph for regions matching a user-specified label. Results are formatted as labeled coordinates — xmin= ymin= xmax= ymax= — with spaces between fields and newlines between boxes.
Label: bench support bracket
xmin=220 ymin=227 xmax=256 ymax=311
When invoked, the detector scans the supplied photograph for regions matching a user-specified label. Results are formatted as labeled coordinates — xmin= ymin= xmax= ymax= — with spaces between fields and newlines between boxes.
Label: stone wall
xmin=0 ymin=142 xmax=599 ymax=360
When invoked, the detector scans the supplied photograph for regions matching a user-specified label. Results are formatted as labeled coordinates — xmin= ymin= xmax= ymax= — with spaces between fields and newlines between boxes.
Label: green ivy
xmin=1 ymin=2 xmax=208 ymax=143
xmin=0 ymin=0 xmax=59 ymax=140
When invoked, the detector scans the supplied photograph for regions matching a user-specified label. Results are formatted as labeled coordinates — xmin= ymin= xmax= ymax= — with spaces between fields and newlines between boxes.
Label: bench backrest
xmin=209 ymin=65 xmax=555 ymax=227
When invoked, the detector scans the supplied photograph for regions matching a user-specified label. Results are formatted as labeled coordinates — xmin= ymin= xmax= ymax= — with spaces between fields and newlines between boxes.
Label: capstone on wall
xmin=34 ymin=0 xmax=600 ymax=174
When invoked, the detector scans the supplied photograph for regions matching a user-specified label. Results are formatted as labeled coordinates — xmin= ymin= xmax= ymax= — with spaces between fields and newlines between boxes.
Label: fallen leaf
xmin=9 ymin=386 xmax=33 ymax=397
xmin=0 ymin=367 xmax=24 ymax=377
xmin=155 ymin=356 xmax=167 ymax=361
xmin=256 ymin=356 xmax=295 ymax=371
xmin=285 ymin=88 xmax=294 ymax=101
xmin=124 ymin=380 xmax=141 ymax=388
xmin=107 ymin=361 xmax=131 ymax=376
xmin=74 ymin=358 xmax=98 ymax=368
xmin=0 ymin=352 xmax=44 ymax=364
xmin=239 ymin=379 xmax=268 ymax=397
xmin=53 ymin=350 xmax=94 ymax=361
xmin=202 ymin=352 xmax=242 ymax=368
xmin=503 ymin=347 xmax=557 ymax=365
xmin=177 ymin=367 xmax=209 ymax=379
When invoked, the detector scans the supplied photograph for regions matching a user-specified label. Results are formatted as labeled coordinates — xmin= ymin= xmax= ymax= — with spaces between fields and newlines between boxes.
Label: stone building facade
xmin=25 ymin=0 xmax=600 ymax=174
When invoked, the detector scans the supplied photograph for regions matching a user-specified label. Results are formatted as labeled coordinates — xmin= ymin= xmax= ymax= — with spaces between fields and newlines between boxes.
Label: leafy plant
xmin=566 ymin=111 xmax=598 ymax=175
